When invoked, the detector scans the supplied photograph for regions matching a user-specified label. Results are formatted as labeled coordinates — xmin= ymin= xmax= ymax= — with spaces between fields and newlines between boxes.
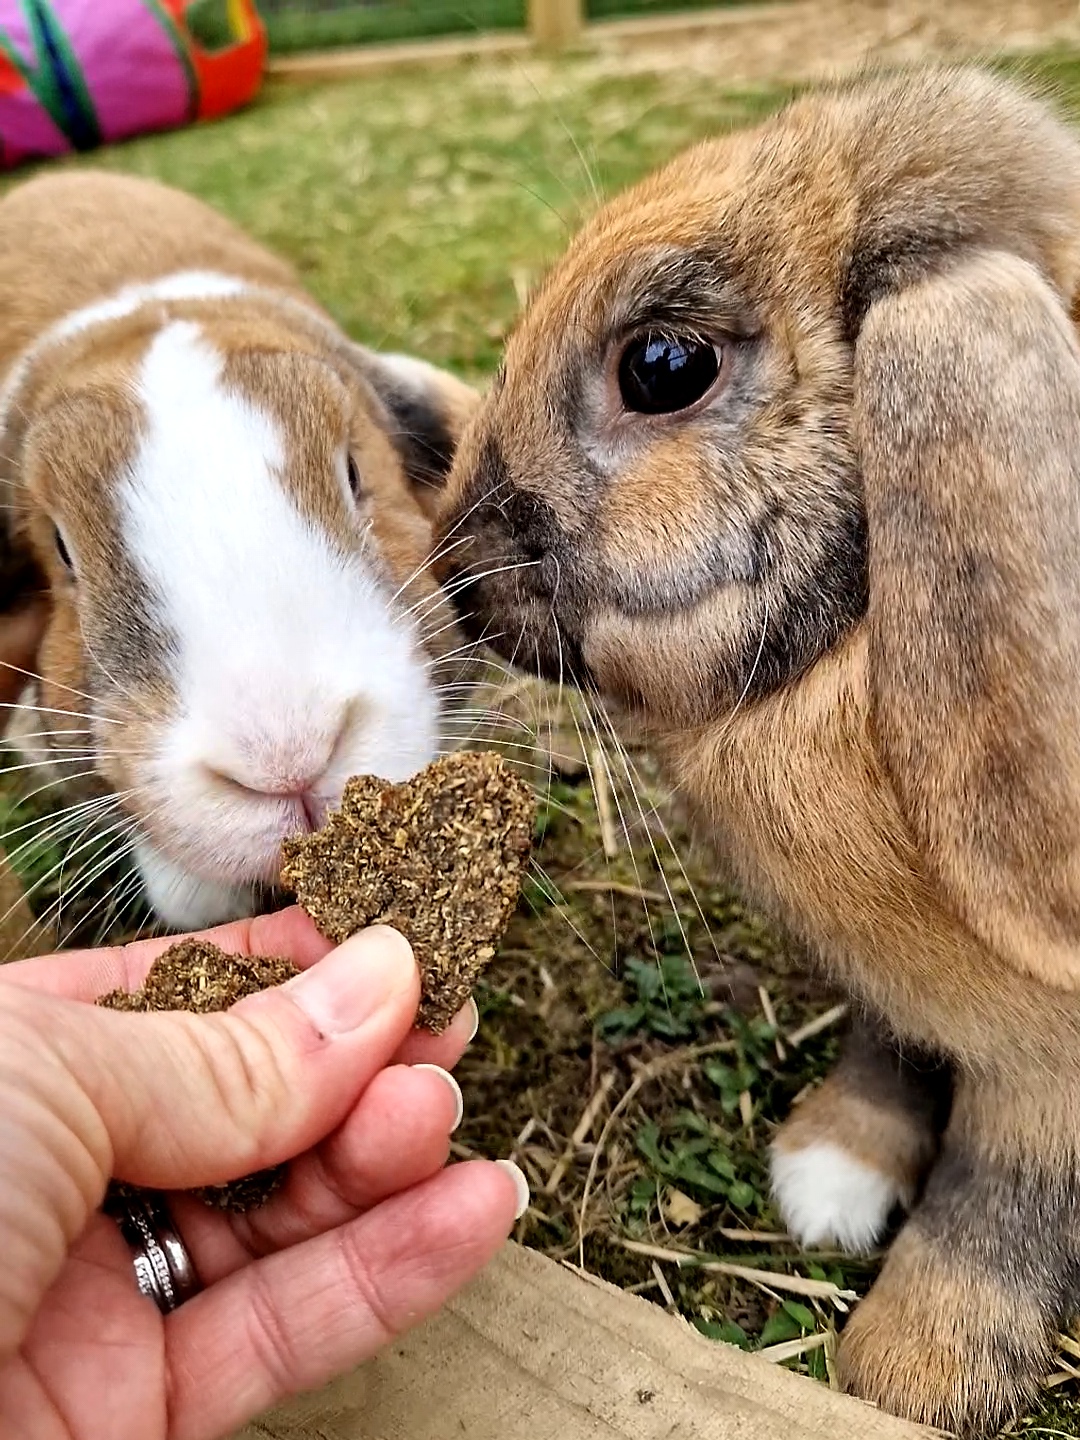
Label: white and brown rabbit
xmin=0 ymin=170 xmax=477 ymax=931
xmin=438 ymin=66 xmax=1080 ymax=1436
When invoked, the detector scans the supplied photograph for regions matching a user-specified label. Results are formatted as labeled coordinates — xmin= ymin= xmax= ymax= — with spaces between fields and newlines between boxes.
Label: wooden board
xmin=266 ymin=30 xmax=533 ymax=83
xmin=234 ymin=1240 xmax=939 ymax=1440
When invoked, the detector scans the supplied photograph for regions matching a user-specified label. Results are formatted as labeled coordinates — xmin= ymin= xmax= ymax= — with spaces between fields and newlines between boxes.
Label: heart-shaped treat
xmin=281 ymin=751 xmax=536 ymax=1033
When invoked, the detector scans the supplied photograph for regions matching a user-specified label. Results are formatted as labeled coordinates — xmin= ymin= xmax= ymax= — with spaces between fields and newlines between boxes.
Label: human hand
xmin=0 ymin=906 xmax=527 ymax=1440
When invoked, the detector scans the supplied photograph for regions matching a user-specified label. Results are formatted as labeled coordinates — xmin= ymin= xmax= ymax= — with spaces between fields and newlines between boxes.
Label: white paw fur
xmin=770 ymin=1141 xmax=904 ymax=1253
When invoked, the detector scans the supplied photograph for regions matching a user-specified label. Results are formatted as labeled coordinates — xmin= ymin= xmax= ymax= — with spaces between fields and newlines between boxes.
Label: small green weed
xmin=598 ymin=952 xmax=708 ymax=1040
xmin=530 ymin=778 xmax=582 ymax=845
xmin=759 ymin=1299 xmax=817 ymax=1346
xmin=633 ymin=1110 xmax=768 ymax=1217
xmin=704 ymin=1011 xmax=778 ymax=1118
xmin=694 ymin=1316 xmax=751 ymax=1348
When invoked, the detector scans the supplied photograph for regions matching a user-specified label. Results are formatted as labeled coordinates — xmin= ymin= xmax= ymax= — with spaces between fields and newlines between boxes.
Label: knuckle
xmin=305 ymin=1144 xmax=356 ymax=1213
xmin=193 ymin=1013 xmax=295 ymax=1150
xmin=336 ymin=1225 xmax=397 ymax=1344
xmin=244 ymin=1267 xmax=303 ymax=1393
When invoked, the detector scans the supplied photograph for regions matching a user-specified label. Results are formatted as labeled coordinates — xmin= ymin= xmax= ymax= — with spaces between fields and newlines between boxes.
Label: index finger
xmin=0 ymin=904 xmax=334 ymax=1001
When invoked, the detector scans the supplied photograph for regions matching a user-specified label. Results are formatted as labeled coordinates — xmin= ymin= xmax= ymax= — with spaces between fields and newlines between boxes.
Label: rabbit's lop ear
xmin=347 ymin=347 xmax=480 ymax=517
xmin=857 ymin=250 xmax=1080 ymax=988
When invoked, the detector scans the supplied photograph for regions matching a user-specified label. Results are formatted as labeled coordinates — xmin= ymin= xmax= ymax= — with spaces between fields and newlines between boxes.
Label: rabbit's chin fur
xmin=133 ymin=840 xmax=256 ymax=932
xmin=438 ymin=66 xmax=1080 ymax=1436
xmin=0 ymin=172 xmax=478 ymax=933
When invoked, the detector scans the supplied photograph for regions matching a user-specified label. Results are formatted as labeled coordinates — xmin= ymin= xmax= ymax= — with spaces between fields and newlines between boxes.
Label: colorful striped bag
xmin=0 ymin=0 xmax=267 ymax=170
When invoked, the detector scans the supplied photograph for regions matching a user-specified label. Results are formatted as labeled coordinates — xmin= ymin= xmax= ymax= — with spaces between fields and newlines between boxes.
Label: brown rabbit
xmin=437 ymin=66 xmax=1080 ymax=1435
xmin=0 ymin=171 xmax=478 ymax=933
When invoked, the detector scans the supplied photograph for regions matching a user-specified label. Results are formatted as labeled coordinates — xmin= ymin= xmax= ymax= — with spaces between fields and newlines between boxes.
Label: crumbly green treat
xmin=97 ymin=939 xmax=300 ymax=1212
xmin=281 ymin=751 xmax=536 ymax=1034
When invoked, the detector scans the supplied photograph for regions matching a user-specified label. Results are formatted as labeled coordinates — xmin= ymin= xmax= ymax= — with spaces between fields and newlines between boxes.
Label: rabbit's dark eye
xmin=346 ymin=454 xmax=362 ymax=499
xmin=618 ymin=334 xmax=720 ymax=415
xmin=54 ymin=527 xmax=74 ymax=573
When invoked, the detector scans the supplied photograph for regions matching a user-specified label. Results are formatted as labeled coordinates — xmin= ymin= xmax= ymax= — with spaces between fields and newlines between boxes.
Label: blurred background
xmin=255 ymin=0 xmax=742 ymax=52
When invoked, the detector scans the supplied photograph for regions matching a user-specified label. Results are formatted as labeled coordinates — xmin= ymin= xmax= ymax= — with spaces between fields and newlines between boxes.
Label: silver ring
xmin=106 ymin=1188 xmax=202 ymax=1314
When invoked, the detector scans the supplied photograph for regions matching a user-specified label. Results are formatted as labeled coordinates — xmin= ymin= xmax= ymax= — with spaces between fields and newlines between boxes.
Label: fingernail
xmin=284 ymin=930 xmax=415 ymax=1037
xmin=413 ymin=1063 xmax=464 ymax=1131
xmin=465 ymin=997 xmax=480 ymax=1042
xmin=495 ymin=1158 xmax=530 ymax=1219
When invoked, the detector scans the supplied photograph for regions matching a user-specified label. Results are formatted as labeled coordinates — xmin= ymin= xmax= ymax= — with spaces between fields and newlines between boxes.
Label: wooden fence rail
xmin=267 ymin=1 xmax=796 ymax=82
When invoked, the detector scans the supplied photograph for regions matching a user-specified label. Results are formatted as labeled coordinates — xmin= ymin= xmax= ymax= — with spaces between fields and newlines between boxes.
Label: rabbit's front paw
xmin=770 ymin=1028 xmax=945 ymax=1253
xmin=838 ymin=1223 xmax=1050 ymax=1436
xmin=771 ymin=1138 xmax=900 ymax=1252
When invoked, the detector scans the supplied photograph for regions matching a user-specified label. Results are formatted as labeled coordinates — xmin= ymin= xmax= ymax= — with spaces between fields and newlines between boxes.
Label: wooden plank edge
xmin=266 ymin=30 xmax=533 ymax=83
xmin=235 ymin=1239 xmax=942 ymax=1440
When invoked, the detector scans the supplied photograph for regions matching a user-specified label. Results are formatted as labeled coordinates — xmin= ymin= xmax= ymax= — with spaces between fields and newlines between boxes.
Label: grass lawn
xmin=3 ymin=44 xmax=1080 ymax=1435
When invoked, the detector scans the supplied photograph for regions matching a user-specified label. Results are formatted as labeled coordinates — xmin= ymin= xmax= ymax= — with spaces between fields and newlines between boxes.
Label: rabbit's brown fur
xmin=438 ymin=68 xmax=1080 ymax=1433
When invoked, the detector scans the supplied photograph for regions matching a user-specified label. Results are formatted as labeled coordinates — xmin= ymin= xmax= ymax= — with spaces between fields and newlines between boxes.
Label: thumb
xmin=31 ymin=926 xmax=422 ymax=1192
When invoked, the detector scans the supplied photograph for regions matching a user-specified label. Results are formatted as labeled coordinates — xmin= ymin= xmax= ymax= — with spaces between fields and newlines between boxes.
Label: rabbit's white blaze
xmin=120 ymin=321 xmax=437 ymax=925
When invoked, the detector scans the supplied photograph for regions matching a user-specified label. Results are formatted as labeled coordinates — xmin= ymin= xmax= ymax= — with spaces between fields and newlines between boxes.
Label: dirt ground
xmin=590 ymin=0 xmax=1080 ymax=83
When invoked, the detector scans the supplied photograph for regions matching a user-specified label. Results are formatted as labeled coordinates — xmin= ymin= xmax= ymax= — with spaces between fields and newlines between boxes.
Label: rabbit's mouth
xmin=440 ymin=475 xmax=758 ymax=716
xmin=441 ymin=478 xmax=868 ymax=729
xmin=444 ymin=549 xmax=595 ymax=690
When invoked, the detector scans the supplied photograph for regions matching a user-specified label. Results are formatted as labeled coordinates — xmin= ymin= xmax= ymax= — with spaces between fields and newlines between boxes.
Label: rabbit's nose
xmin=455 ymin=483 xmax=559 ymax=562
xmin=201 ymin=702 xmax=359 ymax=810
xmin=259 ymin=782 xmax=323 ymax=832
xmin=501 ymin=489 xmax=559 ymax=563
